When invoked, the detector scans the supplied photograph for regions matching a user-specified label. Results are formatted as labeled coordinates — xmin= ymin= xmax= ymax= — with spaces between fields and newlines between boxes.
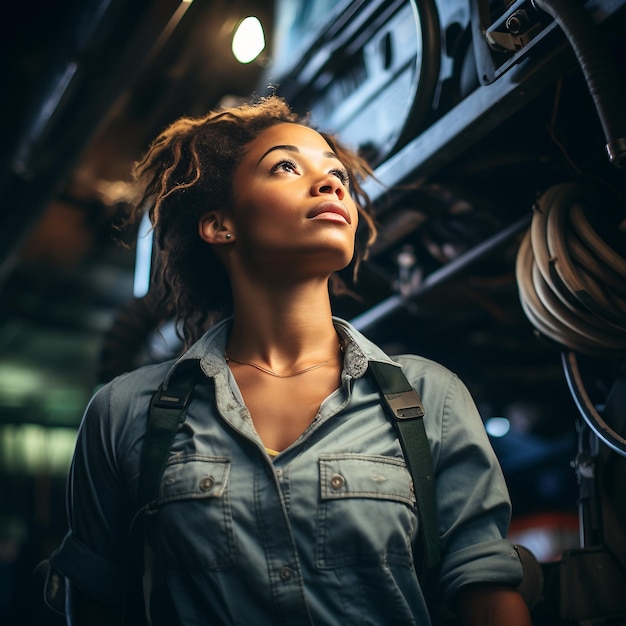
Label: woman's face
xmin=227 ymin=123 xmax=359 ymax=274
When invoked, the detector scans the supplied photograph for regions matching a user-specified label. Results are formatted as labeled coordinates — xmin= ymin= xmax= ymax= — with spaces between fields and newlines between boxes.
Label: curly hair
xmin=130 ymin=95 xmax=378 ymax=347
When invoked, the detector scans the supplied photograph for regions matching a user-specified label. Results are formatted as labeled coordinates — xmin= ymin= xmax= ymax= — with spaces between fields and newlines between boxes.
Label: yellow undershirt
xmin=266 ymin=447 xmax=280 ymax=458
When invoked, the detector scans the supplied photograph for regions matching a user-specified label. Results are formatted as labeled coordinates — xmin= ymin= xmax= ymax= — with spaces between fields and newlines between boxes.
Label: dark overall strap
xmin=368 ymin=360 xmax=441 ymax=568
xmin=125 ymin=359 xmax=202 ymax=625
xmin=136 ymin=359 xmax=202 ymax=510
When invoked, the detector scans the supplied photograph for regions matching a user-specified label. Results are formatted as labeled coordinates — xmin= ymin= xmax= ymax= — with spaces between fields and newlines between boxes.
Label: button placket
xmin=279 ymin=566 xmax=293 ymax=582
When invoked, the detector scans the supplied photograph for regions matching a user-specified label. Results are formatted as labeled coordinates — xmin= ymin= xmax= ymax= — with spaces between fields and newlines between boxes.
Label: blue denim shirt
xmin=50 ymin=318 xmax=522 ymax=625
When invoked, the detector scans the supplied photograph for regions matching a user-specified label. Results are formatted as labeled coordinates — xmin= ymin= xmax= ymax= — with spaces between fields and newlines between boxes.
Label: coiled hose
xmin=516 ymin=182 xmax=626 ymax=455
xmin=516 ymin=183 xmax=626 ymax=358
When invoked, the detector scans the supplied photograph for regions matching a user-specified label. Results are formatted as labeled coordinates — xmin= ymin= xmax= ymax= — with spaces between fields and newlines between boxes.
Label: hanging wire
xmin=516 ymin=182 xmax=626 ymax=456
xmin=515 ymin=182 xmax=626 ymax=359
xmin=562 ymin=351 xmax=626 ymax=457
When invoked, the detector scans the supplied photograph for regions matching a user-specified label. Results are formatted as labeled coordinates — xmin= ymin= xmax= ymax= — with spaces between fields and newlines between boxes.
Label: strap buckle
xmin=385 ymin=389 xmax=425 ymax=420
xmin=152 ymin=392 xmax=187 ymax=410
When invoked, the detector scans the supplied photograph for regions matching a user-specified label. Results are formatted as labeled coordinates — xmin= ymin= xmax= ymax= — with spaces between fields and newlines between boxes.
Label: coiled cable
xmin=516 ymin=182 xmax=626 ymax=359
xmin=516 ymin=182 xmax=626 ymax=454
xmin=561 ymin=350 xmax=626 ymax=457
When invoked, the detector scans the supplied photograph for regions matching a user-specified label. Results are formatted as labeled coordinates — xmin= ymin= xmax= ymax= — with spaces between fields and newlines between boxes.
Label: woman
xmin=48 ymin=96 xmax=531 ymax=625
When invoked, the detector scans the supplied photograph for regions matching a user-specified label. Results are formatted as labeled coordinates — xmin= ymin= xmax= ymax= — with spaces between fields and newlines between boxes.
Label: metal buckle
xmin=152 ymin=392 xmax=185 ymax=410
xmin=385 ymin=389 xmax=425 ymax=420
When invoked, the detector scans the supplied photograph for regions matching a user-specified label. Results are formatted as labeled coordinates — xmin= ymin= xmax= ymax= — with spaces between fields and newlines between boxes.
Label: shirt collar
xmin=331 ymin=317 xmax=399 ymax=378
xmin=164 ymin=316 xmax=400 ymax=385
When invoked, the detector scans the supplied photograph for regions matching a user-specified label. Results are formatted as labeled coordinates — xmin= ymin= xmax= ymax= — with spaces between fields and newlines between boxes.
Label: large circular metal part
xmin=273 ymin=0 xmax=441 ymax=165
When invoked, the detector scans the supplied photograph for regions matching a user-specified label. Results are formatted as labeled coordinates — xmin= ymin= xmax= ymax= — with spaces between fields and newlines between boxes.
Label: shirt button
xmin=279 ymin=566 xmax=293 ymax=581
xmin=199 ymin=476 xmax=215 ymax=492
xmin=330 ymin=474 xmax=345 ymax=490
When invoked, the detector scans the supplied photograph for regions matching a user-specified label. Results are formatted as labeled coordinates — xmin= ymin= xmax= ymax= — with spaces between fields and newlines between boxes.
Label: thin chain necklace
xmin=224 ymin=344 xmax=342 ymax=378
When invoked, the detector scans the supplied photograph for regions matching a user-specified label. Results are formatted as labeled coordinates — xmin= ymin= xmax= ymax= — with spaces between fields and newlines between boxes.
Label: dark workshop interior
xmin=1 ymin=0 xmax=625 ymax=623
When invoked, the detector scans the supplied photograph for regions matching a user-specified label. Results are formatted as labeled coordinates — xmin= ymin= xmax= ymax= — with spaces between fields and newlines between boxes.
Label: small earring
xmin=225 ymin=233 xmax=232 ymax=240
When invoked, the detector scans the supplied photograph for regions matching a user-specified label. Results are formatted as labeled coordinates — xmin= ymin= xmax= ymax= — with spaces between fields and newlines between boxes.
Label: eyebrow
xmin=256 ymin=144 xmax=339 ymax=166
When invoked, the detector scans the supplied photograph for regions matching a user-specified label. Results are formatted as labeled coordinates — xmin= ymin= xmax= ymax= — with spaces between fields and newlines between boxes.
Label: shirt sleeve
xmin=409 ymin=361 xmax=523 ymax=601
xmin=48 ymin=380 xmax=139 ymax=607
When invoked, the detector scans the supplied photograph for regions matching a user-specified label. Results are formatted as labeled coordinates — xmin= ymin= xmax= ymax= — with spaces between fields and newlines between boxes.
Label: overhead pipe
xmin=9 ymin=0 xmax=191 ymax=179
xmin=351 ymin=213 xmax=531 ymax=332
xmin=532 ymin=0 xmax=626 ymax=167
xmin=9 ymin=0 xmax=115 ymax=178
xmin=0 ymin=0 xmax=191 ymax=280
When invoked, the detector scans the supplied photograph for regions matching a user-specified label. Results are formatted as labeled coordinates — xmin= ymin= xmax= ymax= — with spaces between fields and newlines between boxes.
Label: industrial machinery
xmin=266 ymin=0 xmax=626 ymax=622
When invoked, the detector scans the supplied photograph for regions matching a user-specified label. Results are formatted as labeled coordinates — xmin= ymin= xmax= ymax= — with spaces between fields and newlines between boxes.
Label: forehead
xmin=244 ymin=123 xmax=335 ymax=160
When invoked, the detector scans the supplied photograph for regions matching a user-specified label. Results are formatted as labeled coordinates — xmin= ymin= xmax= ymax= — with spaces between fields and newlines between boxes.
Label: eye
xmin=330 ymin=168 xmax=350 ymax=186
xmin=270 ymin=158 xmax=299 ymax=175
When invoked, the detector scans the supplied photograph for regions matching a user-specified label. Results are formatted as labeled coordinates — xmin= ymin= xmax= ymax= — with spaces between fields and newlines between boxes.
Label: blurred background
xmin=1 ymin=0 xmax=625 ymax=623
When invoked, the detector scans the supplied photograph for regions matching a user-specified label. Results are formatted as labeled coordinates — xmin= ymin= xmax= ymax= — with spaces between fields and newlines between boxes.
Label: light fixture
xmin=0 ymin=424 xmax=76 ymax=476
xmin=232 ymin=16 xmax=265 ymax=64
xmin=485 ymin=416 xmax=511 ymax=438
xmin=134 ymin=211 xmax=153 ymax=298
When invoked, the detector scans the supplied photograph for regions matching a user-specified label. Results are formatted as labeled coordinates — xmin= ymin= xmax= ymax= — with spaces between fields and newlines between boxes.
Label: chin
xmin=325 ymin=244 xmax=355 ymax=266
xmin=299 ymin=248 xmax=354 ymax=277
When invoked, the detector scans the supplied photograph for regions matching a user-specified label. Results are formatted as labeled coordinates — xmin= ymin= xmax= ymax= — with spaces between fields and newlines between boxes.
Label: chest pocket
xmin=316 ymin=453 xmax=418 ymax=569
xmin=151 ymin=456 xmax=238 ymax=570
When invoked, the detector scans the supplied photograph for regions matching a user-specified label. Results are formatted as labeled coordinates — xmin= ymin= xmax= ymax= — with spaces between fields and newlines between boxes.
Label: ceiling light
xmin=232 ymin=16 xmax=265 ymax=64
xmin=485 ymin=416 xmax=511 ymax=438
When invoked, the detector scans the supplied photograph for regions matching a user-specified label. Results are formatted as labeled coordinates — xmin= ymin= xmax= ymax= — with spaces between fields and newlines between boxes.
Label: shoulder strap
xmin=125 ymin=359 xmax=201 ymax=626
xmin=136 ymin=358 xmax=203 ymax=512
xmin=368 ymin=360 xmax=441 ymax=568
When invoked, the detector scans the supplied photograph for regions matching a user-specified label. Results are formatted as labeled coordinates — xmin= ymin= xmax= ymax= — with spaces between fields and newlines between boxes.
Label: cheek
xmin=235 ymin=187 xmax=295 ymax=220
xmin=348 ymin=199 xmax=360 ymax=229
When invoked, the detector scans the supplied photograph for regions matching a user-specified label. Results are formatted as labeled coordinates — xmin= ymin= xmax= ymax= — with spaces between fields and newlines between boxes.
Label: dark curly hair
xmin=130 ymin=95 xmax=378 ymax=347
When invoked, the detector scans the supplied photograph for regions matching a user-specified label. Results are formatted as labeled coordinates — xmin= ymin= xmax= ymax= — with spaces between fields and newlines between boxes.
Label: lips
xmin=307 ymin=201 xmax=351 ymax=224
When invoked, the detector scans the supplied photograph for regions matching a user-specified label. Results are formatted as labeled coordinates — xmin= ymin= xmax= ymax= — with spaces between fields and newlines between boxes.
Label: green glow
xmin=0 ymin=424 xmax=76 ymax=476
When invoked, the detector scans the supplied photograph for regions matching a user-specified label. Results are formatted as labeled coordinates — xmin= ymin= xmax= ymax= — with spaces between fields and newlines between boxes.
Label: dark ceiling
xmin=0 ymin=0 xmax=275 ymax=426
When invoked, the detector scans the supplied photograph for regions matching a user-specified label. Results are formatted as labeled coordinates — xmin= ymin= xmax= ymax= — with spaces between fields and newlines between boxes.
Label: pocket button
xmin=199 ymin=476 xmax=215 ymax=492
xmin=330 ymin=474 xmax=345 ymax=490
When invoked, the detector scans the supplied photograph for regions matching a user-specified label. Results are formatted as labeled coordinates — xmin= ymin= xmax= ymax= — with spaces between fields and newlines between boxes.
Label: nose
xmin=312 ymin=172 xmax=345 ymax=200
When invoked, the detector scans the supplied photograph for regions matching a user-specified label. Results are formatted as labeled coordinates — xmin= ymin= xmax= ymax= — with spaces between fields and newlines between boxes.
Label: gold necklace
xmin=224 ymin=345 xmax=341 ymax=378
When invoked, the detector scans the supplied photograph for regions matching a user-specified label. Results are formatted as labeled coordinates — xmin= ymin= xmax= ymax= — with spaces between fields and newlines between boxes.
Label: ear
xmin=198 ymin=211 xmax=235 ymax=244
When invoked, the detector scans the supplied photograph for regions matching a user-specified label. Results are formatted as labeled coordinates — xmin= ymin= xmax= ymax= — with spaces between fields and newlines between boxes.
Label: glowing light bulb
xmin=232 ymin=16 xmax=265 ymax=64
xmin=485 ymin=417 xmax=511 ymax=438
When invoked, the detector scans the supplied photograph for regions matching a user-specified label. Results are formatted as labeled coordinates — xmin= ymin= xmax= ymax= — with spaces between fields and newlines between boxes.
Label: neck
xmin=226 ymin=275 xmax=340 ymax=370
